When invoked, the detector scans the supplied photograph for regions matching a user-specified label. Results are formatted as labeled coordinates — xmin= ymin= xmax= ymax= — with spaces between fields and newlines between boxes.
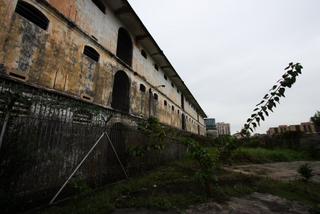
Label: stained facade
xmin=0 ymin=0 xmax=207 ymax=134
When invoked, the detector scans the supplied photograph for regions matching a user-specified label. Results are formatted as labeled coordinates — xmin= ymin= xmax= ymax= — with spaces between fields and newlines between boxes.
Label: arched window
xmin=111 ymin=71 xmax=130 ymax=113
xmin=15 ymin=0 xmax=49 ymax=30
xmin=140 ymin=84 xmax=146 ymax=92
xmin=153 ymin=93 xmax=158 ymax=100
xmin=83 ymin=45 xmax=100 ymax=62
xmin=116 ymin=28 xmax=132 ymax=66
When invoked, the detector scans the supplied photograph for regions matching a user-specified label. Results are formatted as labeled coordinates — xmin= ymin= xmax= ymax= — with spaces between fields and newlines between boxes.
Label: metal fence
xmin=0 ymin=79 xmax=188 ymax=213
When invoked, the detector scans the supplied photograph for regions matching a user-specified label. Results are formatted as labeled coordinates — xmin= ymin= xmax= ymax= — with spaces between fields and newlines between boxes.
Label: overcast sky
xmin=127 ymin=0 xmax=320 ymax=135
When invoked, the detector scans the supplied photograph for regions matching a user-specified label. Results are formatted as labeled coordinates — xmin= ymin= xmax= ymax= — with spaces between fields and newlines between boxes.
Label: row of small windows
xmin=15 ymin=0 xmax=180 ymax=98
xmin=15 ymin=1 xmax=132 ymax=67
xmin=139 ymin=84 xmax=194 ymax=120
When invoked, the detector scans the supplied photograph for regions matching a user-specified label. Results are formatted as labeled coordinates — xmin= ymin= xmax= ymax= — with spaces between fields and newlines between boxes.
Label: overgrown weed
xmin=40 ymin=147 xmax=319 ymax=214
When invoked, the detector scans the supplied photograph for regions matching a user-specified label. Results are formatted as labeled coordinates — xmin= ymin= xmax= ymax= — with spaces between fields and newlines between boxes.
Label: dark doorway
xmin=111 ymin=71 xmax=130 ymax=113
xmin=182 ymin=113 xmax=186 ymax=130
xmin=181 ymin=94 xmax=184 ymax=110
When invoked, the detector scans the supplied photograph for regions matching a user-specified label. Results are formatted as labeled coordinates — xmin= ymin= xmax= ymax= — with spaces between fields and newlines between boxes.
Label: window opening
xmin=92 ymin=0 xmax=106 ymax=13
xmin=164 ymin=100 xmax=167 ymax=106
xmin=116 ymin=28 xmax=132 ymax=66
xmin=15 ymin=0 xmax=49 ymax=30
xmin=83 ymin=46 xmax=100 ymax=62
xmin=164 ymin=74 xmax=167 ymax=80
xmin=111 ymin=71 xmax=130 ymax=113
xmin=140 ymin=84 xmax=146 ymax=92
xmin=154 ymin=64 xmax=159 ymax=71
xmin=153 ymin=93 xmax=158 ymax=100
xmin=171 ymin=82 xmax=174 ymax=88
xmin=141 ymin=49 xmax=147 ymax=59
xmin=172 ymin=106 xmax=174 ymax=111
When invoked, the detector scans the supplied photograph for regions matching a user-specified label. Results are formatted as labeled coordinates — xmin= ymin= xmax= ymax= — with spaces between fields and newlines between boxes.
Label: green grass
xmin=39 ymin=147 xmax=319 ymax=214
xmin=231 ymin=147 xmax=312 ymax=164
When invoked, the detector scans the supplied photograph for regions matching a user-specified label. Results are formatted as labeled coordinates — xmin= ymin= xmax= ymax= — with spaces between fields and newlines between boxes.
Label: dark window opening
xmin=116 ymin=28 xmax=132 ymax=67
xmin=164 ymin=74 xmax=167 ymax=80
xmin=171 ymin=82 xmax=174 ymax=88
xmin=15 ymin=0 xmax=49 ymax=30
xmin=153 ymin=93 xmax=158 ymax=100
xmin=172 ymin=106 xmax=174 ymax=111
xmin=178 ymin=110 xmax=180 ymax=114
xmin=140 ymin=84 xmax=146 ymax=92
xmin=141 ymin=49 xmax=147 ymax=59
xmin=83 ymin=45 xmax=100 ymax=62
xmin=164 ymin=100 xmax=167 ymax=106
xmin=92 ymin=0 xmax=106 ymax=13
xmin=154 ymin=64 xmax=159 ymax=71
xmin=111 ymin=71 xmax=130 ymax=113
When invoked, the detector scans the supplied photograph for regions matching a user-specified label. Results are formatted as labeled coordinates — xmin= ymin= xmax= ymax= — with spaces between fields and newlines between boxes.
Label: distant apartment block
xmin=267 ymin=122 xmax=317 ymax=135
xmin=204 ymin=118 xmax=218 ymax=138
xmin=216 ymin=122 xmax=231 ymax=136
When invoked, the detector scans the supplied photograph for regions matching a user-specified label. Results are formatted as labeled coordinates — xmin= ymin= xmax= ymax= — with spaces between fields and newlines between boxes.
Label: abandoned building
xmin=0 ymin=0 xmax=208 ymax=210
xmin=0 ymin=0 xmax=207 ymax=133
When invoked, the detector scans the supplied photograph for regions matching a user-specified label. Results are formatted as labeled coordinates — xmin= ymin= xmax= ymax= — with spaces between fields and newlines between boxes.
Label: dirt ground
xmin=113 ymin=161 xmax=320 ymax=214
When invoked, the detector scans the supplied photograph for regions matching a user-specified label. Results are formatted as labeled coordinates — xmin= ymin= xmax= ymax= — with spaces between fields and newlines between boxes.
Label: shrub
xmin=298 ymin=163 xmax=314 ymax=181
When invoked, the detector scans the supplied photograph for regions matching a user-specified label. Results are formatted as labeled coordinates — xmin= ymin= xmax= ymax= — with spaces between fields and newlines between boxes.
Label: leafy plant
xmin=69 ymin=175 xmax=92 ymax=200
xmin=241 ymin=62 xmax=303 ymax=134
xmin=298 ymin=163 xmax=314 ymax=181
xmin=137 ymin=117 xmax=239 ymax=197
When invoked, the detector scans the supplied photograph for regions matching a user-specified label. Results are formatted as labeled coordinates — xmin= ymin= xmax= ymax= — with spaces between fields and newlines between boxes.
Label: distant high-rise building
xmin=204 ymin=118 xmax=218 ymax=138
xmin=216 ymin=122 xmax=230 ymax=136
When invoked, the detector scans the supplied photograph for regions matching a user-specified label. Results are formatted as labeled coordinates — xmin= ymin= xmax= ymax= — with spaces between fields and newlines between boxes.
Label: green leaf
xmin=253 ymin=108 xmax=259 ymax=111
xmin=274 ymin=96 xmax=280 ymax=103
xmin=256 ymin=117 xmax=260 ymax=125
xmin=251 ymin=113 xmax=257 ymax=118
xmin=263 ymin=94 xmax=269 ymax=99
xmin=252 ymin=122 xmax=257 ymax=128
xmin=256 ymin=100 xmax=264 ymax=106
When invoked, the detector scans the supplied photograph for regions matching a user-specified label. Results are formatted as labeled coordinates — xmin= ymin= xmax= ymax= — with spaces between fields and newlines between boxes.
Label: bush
xmin=298 ymin=163 xmax=314 ymax=181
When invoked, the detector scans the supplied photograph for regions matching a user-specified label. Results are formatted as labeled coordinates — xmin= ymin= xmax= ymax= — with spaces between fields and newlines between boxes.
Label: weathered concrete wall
xmin=0 ymin=0 xmax=206 ymax=135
